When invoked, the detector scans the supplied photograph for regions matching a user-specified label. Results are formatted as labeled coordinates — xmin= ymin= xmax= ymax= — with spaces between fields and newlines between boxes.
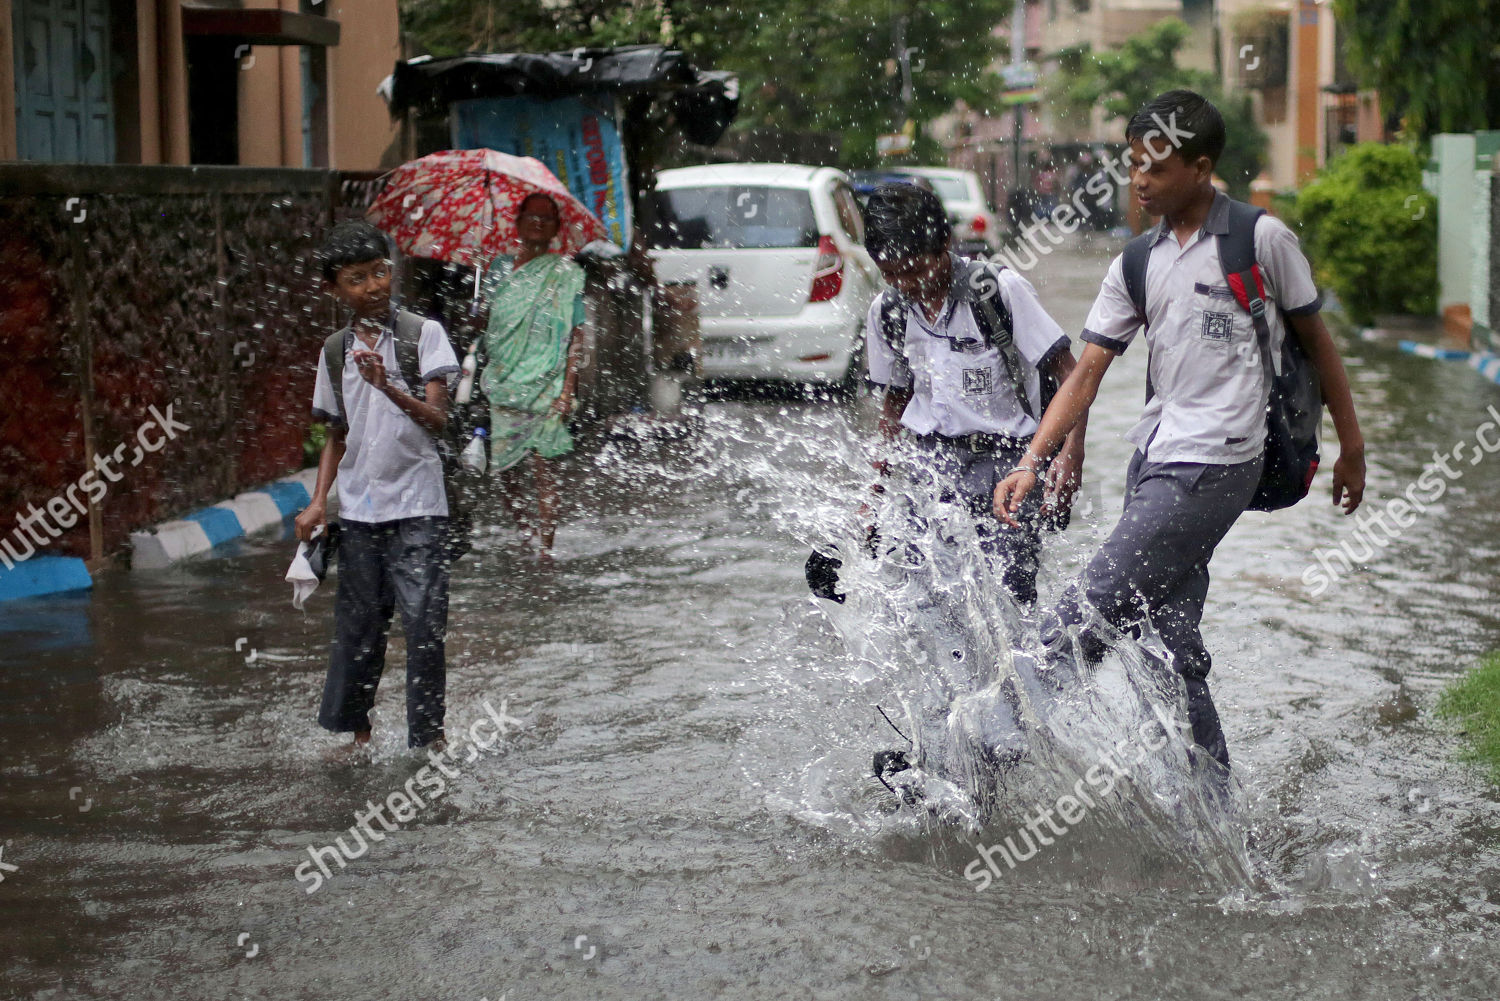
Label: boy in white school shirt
xmin=861 ymin=184 xmax=1088 ymax=790
xmin=862 ymin=183 xmax=1087 ymax=607
xmin=994 ymin=91 xmax=1368 ymax=770
xmin=296 ymin=221 xmax=461 ymax=752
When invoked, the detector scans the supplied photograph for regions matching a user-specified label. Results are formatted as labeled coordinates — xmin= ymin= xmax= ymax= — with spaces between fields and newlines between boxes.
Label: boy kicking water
xmin=296 ymin=221 xmax=461 ymax=751
xmin=859 ymin=183 xmax=1086 ymax=793
xmin=993 ymin=90 xmax=1367 ymax=770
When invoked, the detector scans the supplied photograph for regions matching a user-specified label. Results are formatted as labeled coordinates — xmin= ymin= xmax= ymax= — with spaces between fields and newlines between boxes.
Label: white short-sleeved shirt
xmin=311 ymin=312 xmax=461 ymax=524
xmin=1081 ymin=194 xmax=1322 ymax=465
xmin=865 ymin=257 xmax=1070 ymax=438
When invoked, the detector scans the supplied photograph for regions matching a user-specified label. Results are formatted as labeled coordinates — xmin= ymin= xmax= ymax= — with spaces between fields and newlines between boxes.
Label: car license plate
xmin=703 ymin=339 xmax=760 ymax=360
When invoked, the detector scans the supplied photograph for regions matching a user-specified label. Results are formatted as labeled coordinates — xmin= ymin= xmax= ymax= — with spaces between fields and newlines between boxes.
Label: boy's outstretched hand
xmin=1331 ymin=446 xmax=1366 ymax=514
xmin=993 ymin=468 xmax=1038 ymax=528
xmin=1288 ymin=312 xmax=1366 ymax=516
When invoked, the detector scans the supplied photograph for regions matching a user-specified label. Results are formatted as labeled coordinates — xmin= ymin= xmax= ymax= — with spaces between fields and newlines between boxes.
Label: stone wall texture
xmin=0 ymin=166 xmax=381 ymax=562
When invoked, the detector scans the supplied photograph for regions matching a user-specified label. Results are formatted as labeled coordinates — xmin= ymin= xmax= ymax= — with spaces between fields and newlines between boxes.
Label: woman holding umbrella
xmin=367 ymin=149 xmax=609 ymax=557
xmin=479 ymin=193 xmax=585 ymax=554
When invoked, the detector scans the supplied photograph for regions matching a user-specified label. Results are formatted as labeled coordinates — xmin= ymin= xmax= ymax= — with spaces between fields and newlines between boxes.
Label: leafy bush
xmin=303 ymin=422 xmax=326 ymax=468
xmin=1292 ymin=143 xmax=1437 ymax=325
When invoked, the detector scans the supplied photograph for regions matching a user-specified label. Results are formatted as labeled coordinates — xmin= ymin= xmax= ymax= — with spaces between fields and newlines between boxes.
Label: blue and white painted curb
xmin=0 ymin=469 xmax=319 ymax=602
xmin=1471 ymin=352 xmax=1500 ymax=385
xmin=130 ymin=469 xmax=318 ymax=571
xmin=1397 ymin=339 xmax=1473 ymax=361
xmin=1358 ymin=327 xmax=1500 ymax=387
xmin=0 ymin=555 xmax=94 ymax=602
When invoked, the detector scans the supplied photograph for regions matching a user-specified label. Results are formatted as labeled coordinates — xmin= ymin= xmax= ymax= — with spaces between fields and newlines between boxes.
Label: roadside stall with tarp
xmin=382 ymin=46 xmax=738 ymax=420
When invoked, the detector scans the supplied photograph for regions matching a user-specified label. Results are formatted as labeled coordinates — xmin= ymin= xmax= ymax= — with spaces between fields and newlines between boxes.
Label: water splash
xmin=596 ymin=398 xmax=1254 ymax=887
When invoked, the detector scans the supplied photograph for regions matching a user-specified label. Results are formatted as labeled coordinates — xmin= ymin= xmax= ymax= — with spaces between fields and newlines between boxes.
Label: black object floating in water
xmin=804 ymin=548 xmax=845 ymax=603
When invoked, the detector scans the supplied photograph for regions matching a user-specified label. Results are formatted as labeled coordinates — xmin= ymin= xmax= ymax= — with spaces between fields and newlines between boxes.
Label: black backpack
xmin=1120 ymin=200 xmax=1321 ymax=512
xmin=321 ymin=309 xmax=476 ymax=561
xmin=875 ymin=257 xmax=1056 ymax=420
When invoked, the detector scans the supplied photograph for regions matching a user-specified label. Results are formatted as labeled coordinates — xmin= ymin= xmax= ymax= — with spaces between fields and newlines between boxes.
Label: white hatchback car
xmin=649 ymin=163 xmax=882 ymax=387
xmin=885 ymin=166 xmax=1001 ymax=257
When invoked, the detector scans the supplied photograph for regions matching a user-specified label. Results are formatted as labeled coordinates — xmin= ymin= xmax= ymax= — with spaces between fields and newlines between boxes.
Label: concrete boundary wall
xmin=0 ymin=164 xmax=379 ymax=578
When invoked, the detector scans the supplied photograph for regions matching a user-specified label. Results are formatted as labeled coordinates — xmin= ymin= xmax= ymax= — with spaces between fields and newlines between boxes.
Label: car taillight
xmin=808 ymin=235 xmax=843 ymax=302
xmin=971 ymin=215 xmax=987 ymax=234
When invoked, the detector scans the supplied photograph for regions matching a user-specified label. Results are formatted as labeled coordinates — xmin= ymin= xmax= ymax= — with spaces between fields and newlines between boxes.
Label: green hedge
xmin=1289 ymin=143 xmax=1438 ymax=326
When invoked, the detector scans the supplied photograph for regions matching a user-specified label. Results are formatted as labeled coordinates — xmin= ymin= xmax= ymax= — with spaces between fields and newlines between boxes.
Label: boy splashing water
xmin=994 ymin=90 xmax=1367 ymax=771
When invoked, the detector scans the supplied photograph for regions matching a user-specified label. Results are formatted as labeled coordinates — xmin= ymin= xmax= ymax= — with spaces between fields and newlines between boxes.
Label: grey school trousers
xmin=319 ymin=517 xmax=450 ymax=747
xmin=1043 ymin=449 xmax=1263 ymax=768
xmin=905 ymin=435 xmax=1046 ymax=605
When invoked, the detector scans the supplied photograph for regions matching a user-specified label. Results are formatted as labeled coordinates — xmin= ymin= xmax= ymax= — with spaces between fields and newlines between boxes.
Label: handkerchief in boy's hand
xmin=286 ymin=523 xmax=339 ymax=610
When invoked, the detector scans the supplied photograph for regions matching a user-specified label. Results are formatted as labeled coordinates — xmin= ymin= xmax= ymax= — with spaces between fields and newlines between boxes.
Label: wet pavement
xmin=3 ymin=236 xmax=1500 ymax=1000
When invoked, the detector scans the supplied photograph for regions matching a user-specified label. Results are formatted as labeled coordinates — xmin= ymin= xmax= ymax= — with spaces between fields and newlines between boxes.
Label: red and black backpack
xmin=1120 ymin=199 xmax=1322 ymax=512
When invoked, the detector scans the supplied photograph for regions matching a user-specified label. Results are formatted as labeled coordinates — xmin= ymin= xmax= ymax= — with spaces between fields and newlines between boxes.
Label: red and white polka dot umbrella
xmin=366 ymin=148 xmax=608 ymax=265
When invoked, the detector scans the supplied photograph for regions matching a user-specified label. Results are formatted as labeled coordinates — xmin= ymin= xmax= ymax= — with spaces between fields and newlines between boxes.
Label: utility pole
xmin=890 ymin=13 xmax=916 ymax=162
xmin=1009 ymin=0 xmax=1026 ymax=194
xmin=897 ymin=16 xmax=915 ymax=115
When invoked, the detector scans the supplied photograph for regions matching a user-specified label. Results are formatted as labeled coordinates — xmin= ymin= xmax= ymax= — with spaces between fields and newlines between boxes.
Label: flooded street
xmin=4 ymin=238 xmax=1500 ymax=1000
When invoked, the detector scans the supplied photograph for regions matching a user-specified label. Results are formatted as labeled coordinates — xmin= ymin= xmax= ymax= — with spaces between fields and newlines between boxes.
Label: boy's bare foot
xmin=324 ymin=730 xmax=372 ymax=761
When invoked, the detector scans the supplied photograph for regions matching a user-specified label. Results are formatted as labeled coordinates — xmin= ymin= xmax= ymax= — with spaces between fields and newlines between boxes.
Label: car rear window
xmin=921 ymin=176 xmax=971 ymax=203
xmin=651 ymin=186 xmax=818 ymax=249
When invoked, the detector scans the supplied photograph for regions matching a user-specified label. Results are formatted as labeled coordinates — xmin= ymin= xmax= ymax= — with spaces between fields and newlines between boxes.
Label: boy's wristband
xmin=1013 ymin=453 xmax=1045 ymax=475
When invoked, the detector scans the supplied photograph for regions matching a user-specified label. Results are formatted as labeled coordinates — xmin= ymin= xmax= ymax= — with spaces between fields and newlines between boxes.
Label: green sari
xmin=480 ymin=253 xmax=586 ymax=472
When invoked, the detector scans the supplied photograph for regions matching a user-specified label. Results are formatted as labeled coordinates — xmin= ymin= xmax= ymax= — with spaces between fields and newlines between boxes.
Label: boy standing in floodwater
xmin=296 ymin=221 xmax=461 ymax=752
xmin=994 ymin=90 xmax=1367 ymax=770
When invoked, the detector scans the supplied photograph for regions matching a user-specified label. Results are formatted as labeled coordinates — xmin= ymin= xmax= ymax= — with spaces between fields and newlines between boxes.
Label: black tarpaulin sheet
xmin=387 ymin=44 xmax=739 ymax=146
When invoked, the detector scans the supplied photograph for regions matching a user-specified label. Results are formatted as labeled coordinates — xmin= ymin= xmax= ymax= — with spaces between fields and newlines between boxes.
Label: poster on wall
xmin=452 ymin=94 xmax=632 ymax=249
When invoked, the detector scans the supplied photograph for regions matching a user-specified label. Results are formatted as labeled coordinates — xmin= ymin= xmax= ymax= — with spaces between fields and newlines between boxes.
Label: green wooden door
xmin=13 ymin=0 xmax=115 ymax=163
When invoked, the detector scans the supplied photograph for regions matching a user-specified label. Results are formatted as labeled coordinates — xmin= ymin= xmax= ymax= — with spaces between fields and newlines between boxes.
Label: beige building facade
xmin=1016 ymin=0 xmax=1385 ymax=190
xmin=1215 ymin=0 xmax=1383 ymax=189
xmin=2 ymin=0 xmax=402 ymax=169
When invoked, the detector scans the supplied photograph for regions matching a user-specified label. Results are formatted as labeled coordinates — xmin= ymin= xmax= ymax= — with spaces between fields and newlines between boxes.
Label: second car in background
xmin=873 ymin=166 xmax=1002 ymax=259
xmin=648 ymin=163 xmax=882 ymax=389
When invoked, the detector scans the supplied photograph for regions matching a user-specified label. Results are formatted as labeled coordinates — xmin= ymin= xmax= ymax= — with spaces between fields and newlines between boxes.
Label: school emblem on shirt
xmin=962 ymin=367 xmax=994 ymax=396
xmin=1201 ymin=310 xmax=1235 ymax=342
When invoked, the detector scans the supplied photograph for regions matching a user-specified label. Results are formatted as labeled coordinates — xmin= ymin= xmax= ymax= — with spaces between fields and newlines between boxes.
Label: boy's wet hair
xmin=1126 ymin=89 xmax=1226 ymax=168
xmin=319 ymin=220 xmax=390 ymax=282
xmin=863 ymin=183 xmax=951 ymax=264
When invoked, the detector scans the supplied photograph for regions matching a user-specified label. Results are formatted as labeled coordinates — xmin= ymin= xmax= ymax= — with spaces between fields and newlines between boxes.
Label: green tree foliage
xmin=397 ymin=0 xmax=743 ymax=61
xmin=397 ymin=0 xmax=1011 ymax=168
xmin=1056 ymin=18 xmax=1197 ymax=123
xmin=1292 ymin=143 xmax=1436 ymax=325
xmin=722 ymin=0 xmax=1011 ymax=165
xmin=1046 ymin=18 xmax=1268 ymax=197
xmin=1332 ymin=0 xmax=1500 ymax=139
